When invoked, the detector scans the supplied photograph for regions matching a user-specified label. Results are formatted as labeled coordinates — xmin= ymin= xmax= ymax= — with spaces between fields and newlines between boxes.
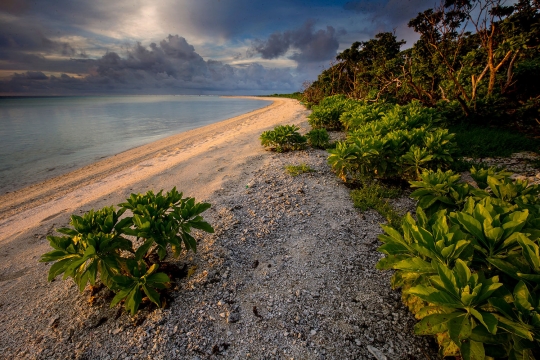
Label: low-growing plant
xmin=376 ymin=170 xmax=540 ymax=358
xmin=327 ymin=101 xmax=456 ymax=183
xmin=350 ymin=181 xmax=402 ymax=228
xmin=308 ymin=95 xmax=359 ymax=130
xmin=409 ymin=169 xmax=475 ymax=215
xmin=40 ymin=188 xmax=214 ymax=315
xmin=284 ymin=163 xmax=315 ymax=177
xmin=305 ymin=128 xmax=329 ymax=149
xmin=260 ymin=124 xmax=307 ymax=152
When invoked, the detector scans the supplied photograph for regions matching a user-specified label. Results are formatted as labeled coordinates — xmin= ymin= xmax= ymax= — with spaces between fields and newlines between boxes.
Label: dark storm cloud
xmin=252 ymin=21 xmax=342 ymax=64
xmin=0 ymin=35 xmax=297 ymax=95
xmin=0 ymin=21 xmax=77 ymax=56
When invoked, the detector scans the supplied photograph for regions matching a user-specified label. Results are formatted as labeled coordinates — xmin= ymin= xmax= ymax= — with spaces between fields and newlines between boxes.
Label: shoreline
xmin=0 ymin=96 xmax=277 ymax=223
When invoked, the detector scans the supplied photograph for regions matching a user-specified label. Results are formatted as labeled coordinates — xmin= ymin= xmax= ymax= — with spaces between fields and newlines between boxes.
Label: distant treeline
xmin=303 ymin=0 xmax=540 ymax=127
xmin=265 ymin=92 xmax=303 ymax=100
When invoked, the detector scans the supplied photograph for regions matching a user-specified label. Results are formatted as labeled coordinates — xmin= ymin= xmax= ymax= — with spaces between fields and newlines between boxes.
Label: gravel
xmin=0 ymin=146 xmax=440 ymax=359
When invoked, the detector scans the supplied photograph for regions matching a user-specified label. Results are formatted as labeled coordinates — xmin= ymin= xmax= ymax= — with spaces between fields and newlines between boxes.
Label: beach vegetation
xmin=301 ymin=0 xmax=540 ymax=355
xmin=301 ymin=0 xmax=540 ymax=129
xmin=307 ymin=95 xmax=358 ymax=130
xmin=350 ymin=181 xmax=402 ymax=228
xmin=284 ymin=163 xmax=316 ymax=177
xmin=327 ymin=101 xmax=456 ymax=182
xmin=305 ymin=128 xmax=330 ymax=149
xmin=40 ymin=187 xmax=214 ymax=316
xmin=260 ymin=124 xmax=307 ymax=152
xmin=376 ymin=169 xmax=540 ymax=357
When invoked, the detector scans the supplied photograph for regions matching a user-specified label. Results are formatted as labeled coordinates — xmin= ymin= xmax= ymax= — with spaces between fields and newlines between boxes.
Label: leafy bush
xmin=260 ymin=124 xmax=307 ymax=152
xmin=308 ymin=95 xmax=359 ymax=130
xmin=40 ymin=188 xmax=214 ymax=315
xmin=328 ymin=101 xmax=455 ymax=182
xmin=377 ymin=169 xmax=540 ymax=358
xmin=339 ymin=102 xmax=392 ymax=131
xmin=305 ymin=128 xmax=330 ymax=149
xmin=284 ymin=163 xmax=316 ymax=177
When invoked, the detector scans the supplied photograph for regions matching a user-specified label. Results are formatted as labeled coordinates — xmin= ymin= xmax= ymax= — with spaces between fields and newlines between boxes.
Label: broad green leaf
xmin=146 ymin=272 xmax=170 ymax=284
xmin=470 ymin=309 xmax=498 ymax=334
xmin=47 ymin=258 xmax=73 ymax=281
xmin=454 ymin=212 xmax=485 ymax=243
xmin=142 ymin=285 xmax=161 ymax=306
xmin=448 ymin=314 xmax=472 ymax=346
xmin=135 ymin=238 xmax=155 ymax=261
xmin=434 ymin=262 xmax=459 ymax=299
xmin=406 ymin=285 xmax=461 ymax=307
xmin=110 ymin=286 xmax=132 ymax=307
xmin=495 ymin=315 xmax=534 ymax=341
xmin=513 ymin=281 xmax=533 ymax=317
xmin=460 ymin=339 xmax=485 ymax=360
xmin=414 ymin=312 xmax=463 ymax=335
xmin=376 ymin=255 xmax=409 ymax=269
xmin=394 ymin=257 xmax=434 ymax=273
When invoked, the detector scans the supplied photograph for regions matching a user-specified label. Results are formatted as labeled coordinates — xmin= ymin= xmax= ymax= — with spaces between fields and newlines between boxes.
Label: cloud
xmin=0 ymin=20 xmax=77 ymax=56
xmin=0 ymin=35 xmax=299 ymax=95
xmin=344 ymin=0 xmax=436 ymax=22
xmin=252 ymin=20 xmax=342 ymax=65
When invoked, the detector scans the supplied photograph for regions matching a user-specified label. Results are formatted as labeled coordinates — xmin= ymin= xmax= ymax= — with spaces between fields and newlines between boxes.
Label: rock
xmin=48 ymin=316 xmax=60 ymax=328
xmin=367 ymin=345 xmax=387 ymax=360
xmin=227 ymin=312 xmax=240 ymax=323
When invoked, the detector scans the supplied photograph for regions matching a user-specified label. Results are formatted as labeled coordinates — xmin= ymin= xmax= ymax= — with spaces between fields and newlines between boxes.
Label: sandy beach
xmin=0 ymin=97 xmax=436 ymax=359
xmin=0 ymin=97 xmax=303 ymax=241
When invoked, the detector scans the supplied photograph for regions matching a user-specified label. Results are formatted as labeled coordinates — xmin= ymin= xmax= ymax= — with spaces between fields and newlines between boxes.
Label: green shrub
xmin=339 ymin=102 xmax=392 ymax=131
xmin=377 ymin=170 xmax=540 ymax=358
xmin=260 ymin=124 xmax=307 ymax=152
xmin=40 ymin=188 xmax=214 ymax=315
xmin=328 ymin=102 xmax=455 ymax=182
xmin=284 ymin=163 xmax=316 ymax=177
xmin=305 ymin=128 xmax=330 ymax=149
xmin=308 ymin=95 xmax=359 ymax=130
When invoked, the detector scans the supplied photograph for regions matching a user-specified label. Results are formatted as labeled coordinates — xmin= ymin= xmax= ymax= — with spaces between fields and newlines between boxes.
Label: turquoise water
xmin=0 ymin=95 xmax=271 ymax=193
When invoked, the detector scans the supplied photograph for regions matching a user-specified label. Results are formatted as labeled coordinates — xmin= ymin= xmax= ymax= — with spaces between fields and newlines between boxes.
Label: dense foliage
xmin=40 ymin=188 xmax=214 ymax=315
xmin=327 ymin=100 xmax=456 ymax=182
xmin=305 ymin=128 xmax=330 ymax=149
xmin=260 ymin=124 xmax=307 ymax=152
xmin=303 ymin=0 xmax=540 ymax=127
xmin=377 ymin=168 xmax=540 ymax=358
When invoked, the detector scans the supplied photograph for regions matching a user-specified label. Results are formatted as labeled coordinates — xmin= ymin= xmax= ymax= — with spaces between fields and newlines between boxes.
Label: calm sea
xmin=0 ymin=95 xmax=271 ymax=194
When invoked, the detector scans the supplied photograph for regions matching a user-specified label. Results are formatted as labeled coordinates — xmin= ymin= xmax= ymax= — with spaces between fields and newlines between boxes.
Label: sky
xmin=0 ymin=0 xmax=438 ymax=95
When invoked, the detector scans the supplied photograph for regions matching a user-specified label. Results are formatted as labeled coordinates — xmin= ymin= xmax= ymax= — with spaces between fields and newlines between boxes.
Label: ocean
xmin=0 ymin=95 xmax=272 ymax=194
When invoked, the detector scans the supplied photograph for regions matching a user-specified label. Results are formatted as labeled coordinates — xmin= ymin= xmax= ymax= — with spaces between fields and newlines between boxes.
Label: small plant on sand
xmin=40 ymin=188 xmax=214 ymax=315
xmin=285 ymin=163 xmax=316 ymax=177
xmin=260 ymin=125 xmax=306 ymax=152
xmin=306 ymin=128 xmax=330 ymax=149
xmin=350 ymin=181 xmax=402 ymax=228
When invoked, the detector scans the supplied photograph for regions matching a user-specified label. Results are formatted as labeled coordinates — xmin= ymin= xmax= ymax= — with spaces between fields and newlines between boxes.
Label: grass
xmin=350 ymin=182 xmax=402 ymax=228
xmin=449 ymin=123 xmax=540 ymax=158
xmin=284 ymin=163 xmax=316 ymax=177
xmin=450 ymin=158 xmax=507 ymax=173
